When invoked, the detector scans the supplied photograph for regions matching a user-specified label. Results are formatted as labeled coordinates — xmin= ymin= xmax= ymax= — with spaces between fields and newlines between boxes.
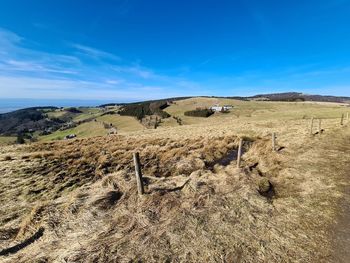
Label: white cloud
xmin=0 ymin=27 xmax=81 ymax=77
xmin=72 ymin=43 xmax=120 ymax=61
xmin=105 ymin=79 xmax=124 ymax=85
xmin=0 ymin=28 xmax=22 ymax=49
xmin=0 ymin=27 xmax=203 ymax=100
xmin=0 ymin=75 xmax=194 ymax=100
xmin=113 ymin=65 xmax=159 ymax=79
xmin=2 ymin=60 xmax=78 ymax=74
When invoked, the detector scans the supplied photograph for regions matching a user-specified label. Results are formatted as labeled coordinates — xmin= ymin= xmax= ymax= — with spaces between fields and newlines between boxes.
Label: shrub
xmin=16 ymin=134 xmax=25 ymax=144
xmin=120 ymin=101 xmax=170 ymax=120
xmin=103 ymin=122 xmax=112 ymax=129
xmin=65 ymin=107 xmax=82 ymax=113
xmin=120 ymin=103 xmax=152 ymax=120
xmin=184 ymin=109 xmax=214 ymax=118
xmin=101 ymin=111 xmax=116 ymax=116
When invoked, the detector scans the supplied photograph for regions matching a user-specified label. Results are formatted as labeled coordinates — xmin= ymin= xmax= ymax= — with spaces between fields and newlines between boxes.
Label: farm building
xmin=210 ymin=105 xmax=233 ymax=112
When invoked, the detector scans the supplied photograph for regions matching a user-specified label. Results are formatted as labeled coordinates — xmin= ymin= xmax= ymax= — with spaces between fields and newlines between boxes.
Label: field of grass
xmin=46 ymin=107 xmax=103 ymax=122
xmin=39 ymin=98 xmax=350 ymax=141
xmin=40 ymin=114 xmax=145 ymax=141
xmin=46 ymin=110 xmax=67 ymax=119
xmin=0 ymin=98 xmax=350 ymax=262
xmin=97 ymin=114 xmax=144 ymax=133
xmin=40 ymin=120 xmax=107 ymax=141
xmin=0 ymin=136 xmax=16 ymax=146
xmin=72 ymin=107 xmax=103 ymax=122
xmin=165 ymin=97 xmax=349 ymax=124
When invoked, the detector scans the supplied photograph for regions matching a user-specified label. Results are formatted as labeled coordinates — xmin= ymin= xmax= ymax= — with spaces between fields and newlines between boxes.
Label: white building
xmin=210 ymin=105 xmax=233 ymax=112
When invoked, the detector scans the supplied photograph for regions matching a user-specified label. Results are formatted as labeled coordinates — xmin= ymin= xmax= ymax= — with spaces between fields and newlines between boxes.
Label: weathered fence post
xmin=237 ymin=138 xmax=243 ymax=168
xmin=340 ymin=114 xmax=344 ymax=126
xmin=272 ymin=132 xmax=276 ymax=151
xmin=318 ymin=119 xmax=322 ymax=134
xmin=310 ymin=117 xmax=314 ymax=135
xmin=133 ymin=152 xmax=144 ymax=195
xmin=347 ymin=112 xmax=349 ymax=123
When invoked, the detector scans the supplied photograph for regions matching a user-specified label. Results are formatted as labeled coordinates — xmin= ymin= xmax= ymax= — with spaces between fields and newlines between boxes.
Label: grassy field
xmin=40 ymin=121 xmax=107 ymax=141
xmin=72 ymin=107 xmax=103 ymax=122
xmin=165 ymin=97 xmax=349 ymax=124
xmin=40 ymin=114 xmax=145 ymax=142
xmin=0 ymin=98 xmax=349 ymax=262
xmin=0 ymin=136 xmax=16 ymax=146
xmin=46 ymin=107 xmax=103 ymax=122
xmin=34 ymin=98 xmax=350 ymax=142
xmin=96 ymin=114 xmax=144 ymax=133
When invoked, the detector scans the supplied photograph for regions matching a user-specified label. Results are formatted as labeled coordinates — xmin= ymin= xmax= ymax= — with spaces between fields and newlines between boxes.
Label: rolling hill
xmin=0 ymin=97 xmax=349 ymax=262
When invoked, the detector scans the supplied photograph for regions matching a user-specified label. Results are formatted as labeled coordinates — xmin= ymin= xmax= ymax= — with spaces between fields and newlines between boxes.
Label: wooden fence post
xmin=318 ymin=119 xmax=322 ymax=134
xmin=272 ymin=132 xmax=276 ymax=151
xmin=347 ymin=112 xmax=349 ymax=123
xmin=237 ymin=138 xmax=243 ymax=168
xmin=133 ymin=152 xmax=144 ymax=195
xmin=341 ymin=114 xmax=344 ymax=126
xmin=310 ymin=117 xmax=314 ymax=135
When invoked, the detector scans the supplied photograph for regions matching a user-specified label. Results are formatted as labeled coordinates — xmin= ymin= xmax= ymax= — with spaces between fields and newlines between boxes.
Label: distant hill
xmin=0 ymin=106 xmax=88 ymax=136
xmin=100 ymin=93 xmax=350 ymax=107
xmin=1 ymin=92 xmax=349 ymax=137
xmin=99 ymin=96 xmax=193 ymax=108
xmin=0 ymin=107 xmax=61 ymax=135
xmin=249 ymin=92 xmax=350 ymax=103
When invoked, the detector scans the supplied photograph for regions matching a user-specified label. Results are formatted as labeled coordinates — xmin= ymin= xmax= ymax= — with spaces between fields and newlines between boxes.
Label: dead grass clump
xmin=31 ymin=153 xmax=42 ymax=159
xmin=65 ymin=191 xmax=90 ymax=214
xmin=24 ymin=134 xmax=243 ymax=181
xmin=41 ymin=151 xmax=54 ymax=158
xmin=3 ymin=155 xmax=13 ymax=161
xmin=101 ymin=174 xmax=119 ymax=189
xmin=16 ymin=203 xmax=46 ymax=239
xmin=258 ymin=177 xmax=271 ymax=193
xmin=244 ymin=137 xmax=282 ymax=174
xmin=97 ymin=154 xmax=111 ymax=168
xmin=241 ymin=135 xmax=256 ymax=143
xmin=175 ymin=158 xmax=205 ymax=175
xmin=0 ymin=227 xmax=20 ymax=241
xmin=92 ymin=190 xmax=123 ymax=210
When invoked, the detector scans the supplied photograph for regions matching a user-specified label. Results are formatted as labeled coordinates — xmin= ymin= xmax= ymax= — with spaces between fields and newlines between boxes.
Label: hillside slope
xmin=0 ymin=112 xmax=349 ymax=262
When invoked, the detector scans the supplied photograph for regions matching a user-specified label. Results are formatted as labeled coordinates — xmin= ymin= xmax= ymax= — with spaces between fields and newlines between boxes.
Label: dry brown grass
xmin=2 ymin=156 xmax=12 ymax=161
xmin=0 ymin=100 xmax=349 ymax=262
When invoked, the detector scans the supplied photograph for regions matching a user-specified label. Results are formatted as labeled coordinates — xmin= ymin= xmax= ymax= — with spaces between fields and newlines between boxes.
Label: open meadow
xmin=0 ymin=98 xmax=349 ymax=262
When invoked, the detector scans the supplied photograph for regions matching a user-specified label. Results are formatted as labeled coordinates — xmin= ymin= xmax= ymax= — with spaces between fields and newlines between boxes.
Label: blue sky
xmin=0 ymin=0 xmax=350 ymax=101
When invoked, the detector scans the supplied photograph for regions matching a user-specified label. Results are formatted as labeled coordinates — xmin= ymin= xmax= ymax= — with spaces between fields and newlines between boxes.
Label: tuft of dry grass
xmin=2 ymin=155 xmax=13 ymax=161
xmin=16 ymin=203 xmax=47 ymax=240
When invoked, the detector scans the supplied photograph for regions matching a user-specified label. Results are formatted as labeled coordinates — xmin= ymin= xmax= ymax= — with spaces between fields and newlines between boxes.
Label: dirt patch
xmin=331 ymin=188 xmax=350 ymax=263
xmin=327 ymin=130 xmax=350 ymax=262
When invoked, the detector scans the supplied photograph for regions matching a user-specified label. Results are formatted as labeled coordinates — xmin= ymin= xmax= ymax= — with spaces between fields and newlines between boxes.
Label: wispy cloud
xmin=0 ymin=75 xmax=197 ymax=100
xmin=0 ymin=28 xmax=22 ymax=48
xmin=1 ymin=59 xmax=78 ymax=74
xmin=105 ymin=79 xmax=125 ymax=85
xmin=72 ymin=43 xmax=120 ymax=61
xmin=2 ymin=26 xmax=350 ymax=99
xmin=0 ymin=27 xmax=204 ymax=100
xmin=112 ymin=65 xmax=159 ymax=79
xmin=0 ymin=27 xmax=81 ymax=77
